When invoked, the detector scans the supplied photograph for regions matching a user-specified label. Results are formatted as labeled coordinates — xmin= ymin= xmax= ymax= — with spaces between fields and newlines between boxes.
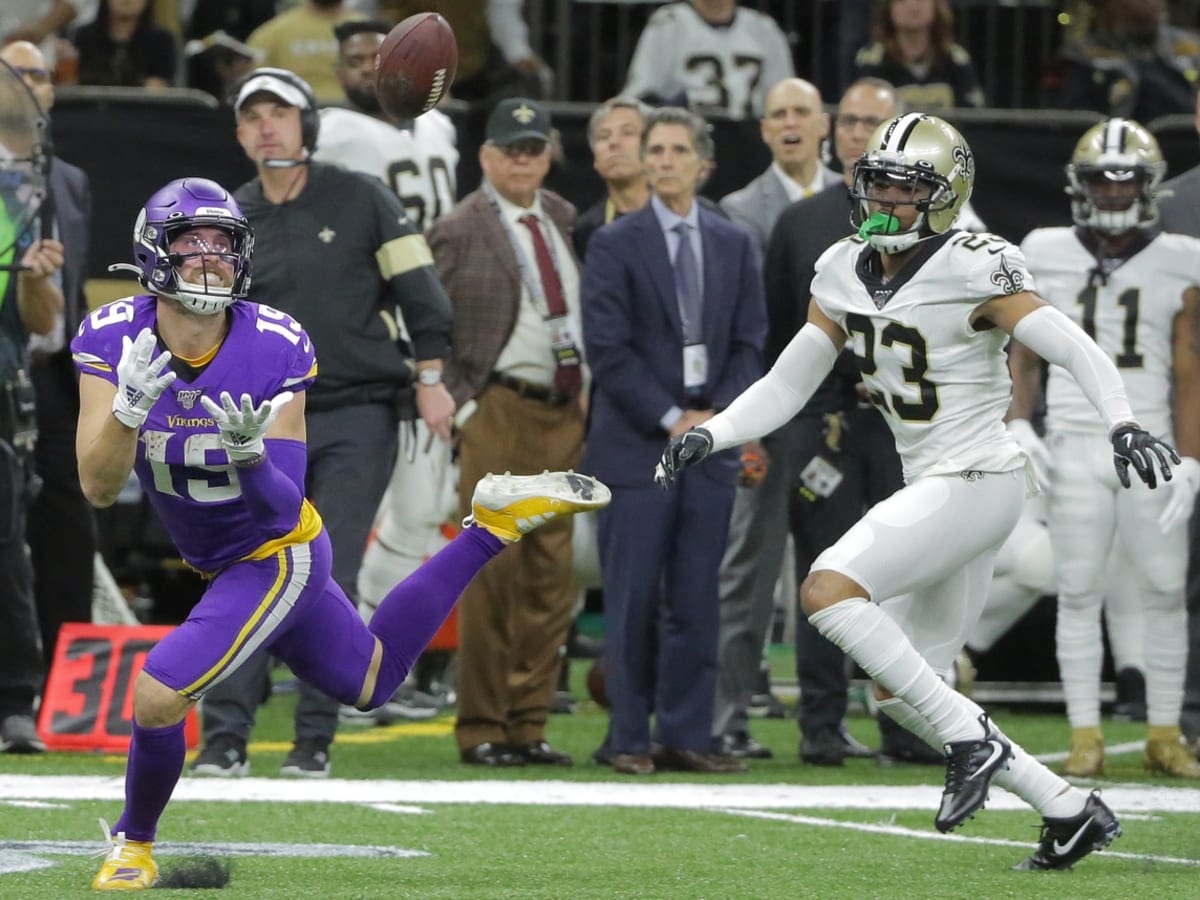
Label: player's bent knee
xmin=355 ymin=637 xmax=386 ymax=709
xmin=801 ymin=570 xmax=869 ymax=617
xmin=133 ymin=671 xmax=193 ymax=728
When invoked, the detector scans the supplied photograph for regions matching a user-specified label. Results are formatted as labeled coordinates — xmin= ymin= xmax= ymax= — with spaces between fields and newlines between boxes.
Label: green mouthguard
xmin=858 ymin=211 xmax=900 ymax=240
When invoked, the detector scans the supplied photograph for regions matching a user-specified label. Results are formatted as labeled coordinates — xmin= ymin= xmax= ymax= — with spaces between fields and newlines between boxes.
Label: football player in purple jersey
xmin=74 ymin=177 xmax=610 ymax=891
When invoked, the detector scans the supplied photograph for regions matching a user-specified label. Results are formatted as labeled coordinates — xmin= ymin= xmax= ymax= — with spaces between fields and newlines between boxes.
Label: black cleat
xmin=1013 ymin=791 xmax=1122 ymax=871
xmin=934 ymin=716 xmax=1012 ymax=833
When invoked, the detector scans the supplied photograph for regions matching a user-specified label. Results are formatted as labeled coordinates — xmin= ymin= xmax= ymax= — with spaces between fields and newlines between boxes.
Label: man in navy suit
xmin=582 ymin=106 xmax=766 ymax=775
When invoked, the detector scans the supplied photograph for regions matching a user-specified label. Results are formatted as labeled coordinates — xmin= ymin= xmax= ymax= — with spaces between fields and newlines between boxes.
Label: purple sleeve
xmin=234 ymin=438 xmax=308 ymax=535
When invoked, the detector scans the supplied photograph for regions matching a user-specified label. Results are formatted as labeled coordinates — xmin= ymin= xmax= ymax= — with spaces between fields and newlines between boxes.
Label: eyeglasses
xmin=497 ymin=140 xmax=548 ymax=159
xmin=836 ymin=114 xmax=885 ymax=131
xmin=12 ymin=67 xmax=52 ymax=86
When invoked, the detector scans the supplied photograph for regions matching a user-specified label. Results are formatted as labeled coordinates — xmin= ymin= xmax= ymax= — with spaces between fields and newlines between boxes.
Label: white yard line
xmin=716 ymin=808 xmax=1200 ymax=867
xmin=0 ymin=775 xmax=1197 ymax=813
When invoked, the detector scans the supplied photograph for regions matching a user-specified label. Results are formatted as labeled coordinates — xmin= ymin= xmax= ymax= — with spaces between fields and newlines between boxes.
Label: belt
xmin=489 ymin=372 xmax=572 ymax=407
xmin=682 ymin=393 xmax=710 ymax=410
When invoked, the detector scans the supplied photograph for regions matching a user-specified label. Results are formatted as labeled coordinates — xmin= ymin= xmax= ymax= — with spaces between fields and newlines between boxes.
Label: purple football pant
xmin=143 ymin=524 xmax=505 ymax=706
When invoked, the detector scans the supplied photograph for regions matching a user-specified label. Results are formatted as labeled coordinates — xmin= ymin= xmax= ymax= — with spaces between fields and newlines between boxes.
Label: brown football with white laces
xmin=375 ymin=12 xmax=458 ymax=122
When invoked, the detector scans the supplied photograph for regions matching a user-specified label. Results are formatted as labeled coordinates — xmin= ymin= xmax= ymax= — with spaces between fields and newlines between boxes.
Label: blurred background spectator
xmin=850 ymin=0 xmax=985 ymax=112
xmin=72 ymin=0 xmax=177 ymax=89
xmin=245 ymin=1 xmax=364 ymax=102
xmin=0 ymin=1 xmax=78 ymax=71
xmin=185 ymin=0 xmax=277 ymax=45
xmin=1053 ymin=0 xmax=1200 ymax=122
xmin=623 ymin=1 xmax=795 ymax=119
xmin=183 ymin=30 xmax=261 ymax=102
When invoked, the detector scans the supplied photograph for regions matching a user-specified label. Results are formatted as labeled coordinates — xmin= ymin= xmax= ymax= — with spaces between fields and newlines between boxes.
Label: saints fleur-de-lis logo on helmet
xmin=952 ymin=144 xmax=974 ymax=183
xmin=989 ymin=255 xmax=1024 ymax=295
xmin=512 ymin=103 xmax=536 ymax=124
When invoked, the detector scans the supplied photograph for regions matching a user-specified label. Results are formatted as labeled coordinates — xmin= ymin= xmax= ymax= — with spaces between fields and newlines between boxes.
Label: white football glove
xmin=1158 ymin=456 xmax=1200 ymax=533
xmin=1007 ymin=419 xmax=1051 ymax=490
xmin=112 ymin=328 xmax=177 ymax=429
xmin=200 ymin=390 xmax=294 ymax=463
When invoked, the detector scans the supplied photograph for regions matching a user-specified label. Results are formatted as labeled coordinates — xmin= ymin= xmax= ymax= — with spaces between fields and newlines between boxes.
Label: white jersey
xmin=314 ymin=106 xmax=459 ymax=231
xmin=1022 ymin=227 xmax=1199 ymax=438
xmin=812 ymin=231 xmax=1030 ymax=483
xmin=623 ymin=2 xmax=794 ymax=119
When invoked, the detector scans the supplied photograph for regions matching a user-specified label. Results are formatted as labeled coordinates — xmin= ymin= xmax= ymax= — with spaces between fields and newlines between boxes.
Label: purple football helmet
xmin=127 ymin=177 xmax=254 ymax=315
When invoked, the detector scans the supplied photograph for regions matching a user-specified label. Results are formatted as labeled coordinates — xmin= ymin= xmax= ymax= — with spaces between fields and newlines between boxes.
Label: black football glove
xmin=654 ymin=427 xmax=714 ymax=490
xmin=1111 ymin=423 xmax=1180 ymax=489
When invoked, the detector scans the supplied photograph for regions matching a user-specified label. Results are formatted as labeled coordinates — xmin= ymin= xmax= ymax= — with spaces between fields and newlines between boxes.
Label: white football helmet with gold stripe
xmin=1066 ymin=117 xmax=1165 ymax=236
xmin=850 ymin=113 xmax=975 ymax=255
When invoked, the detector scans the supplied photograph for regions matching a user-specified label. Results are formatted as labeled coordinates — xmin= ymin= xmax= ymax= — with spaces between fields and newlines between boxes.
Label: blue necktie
xmin=672 ymin=222 xmax=702 ymax=344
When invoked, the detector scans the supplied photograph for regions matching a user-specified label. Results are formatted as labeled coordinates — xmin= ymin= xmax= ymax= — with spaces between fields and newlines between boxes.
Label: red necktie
xmin=519 ymin=214 xmax=582 ymax=398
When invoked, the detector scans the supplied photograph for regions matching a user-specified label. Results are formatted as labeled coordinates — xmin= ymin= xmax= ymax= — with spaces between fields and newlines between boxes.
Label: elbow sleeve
xmin=1011 ymin=305 xmax=1134 ymax=432
xmin=707 ymin=323 xmax=840 ymax=450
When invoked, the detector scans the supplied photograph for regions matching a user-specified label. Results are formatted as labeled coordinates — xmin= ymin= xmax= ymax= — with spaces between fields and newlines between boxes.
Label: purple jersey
xmin=72 ymin=295 xmax=318 ymax=572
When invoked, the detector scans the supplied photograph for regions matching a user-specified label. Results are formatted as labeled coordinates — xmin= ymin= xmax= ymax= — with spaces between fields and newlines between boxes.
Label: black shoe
xmin=280 ymin=740 xmax=331 ymax=778
xmin=568 ymin=632 xmax=603 ymax=659
xmin=878 ymin=734 xmax=943 ymax=767
xmin=460 ymin=741 xmax=525 ymax=767
xmin=715 ymin=731 xmax=774 ymax=759
xmin=592 ymin=741 xmax=613 ymax=766
xmin=1112 ymin=667 xmax=1147 ymax=722
xmin=549 ymin=690 xmax=576 ymax=715
xmin=800 ymin=729 xmax=846 ymax=766
xmin=1013 ymin=791 xmax=1122 ymax=871
xmin=516 ymin=740 xmax=573 ymax=766
xmin=189 ymin=734 xmax=249 ymax=777
xmin=0 ymin=715 xmax=45 ymax=754
xmin=838 ymin=725 xmax=876 ymax=760
xmin=934 ymin=716 xmax=1012 ymax=833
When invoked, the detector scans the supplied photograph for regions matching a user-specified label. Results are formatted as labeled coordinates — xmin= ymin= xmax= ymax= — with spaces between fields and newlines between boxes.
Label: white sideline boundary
xmin=0 ymin=775 xmax=1198 ymax=813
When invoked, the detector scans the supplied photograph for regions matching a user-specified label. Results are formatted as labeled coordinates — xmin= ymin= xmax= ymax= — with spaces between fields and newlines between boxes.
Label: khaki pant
xmin=453 ymin=384 xmax=584 ymax=749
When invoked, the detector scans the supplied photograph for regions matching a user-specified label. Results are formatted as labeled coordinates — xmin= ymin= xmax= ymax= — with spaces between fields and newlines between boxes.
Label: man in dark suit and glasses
xmin=582 ymin=106 xmax=766 ymax=775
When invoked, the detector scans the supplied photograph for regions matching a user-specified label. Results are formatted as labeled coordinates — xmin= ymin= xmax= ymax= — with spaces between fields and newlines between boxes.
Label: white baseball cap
xmin=234 ymin=72 xmax=310 ymax=113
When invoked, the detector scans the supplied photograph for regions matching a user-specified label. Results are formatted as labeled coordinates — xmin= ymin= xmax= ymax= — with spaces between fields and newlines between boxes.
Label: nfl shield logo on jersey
xmin=176 ymin=389 xmax=203 ymax=410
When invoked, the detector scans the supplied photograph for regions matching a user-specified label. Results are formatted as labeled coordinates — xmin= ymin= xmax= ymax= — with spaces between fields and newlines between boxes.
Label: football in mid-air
xmin=375 ymin=13 xmax=458 ymax=122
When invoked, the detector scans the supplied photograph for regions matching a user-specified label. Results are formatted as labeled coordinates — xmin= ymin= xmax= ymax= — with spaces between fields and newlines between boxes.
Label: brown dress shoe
xmin=460 ymin=742 xmax=525 ymax=766
xmin=517 ymin=741 xmax=574 ymax=766
xmin=612 ymin=752 xmax=655 ymax=775
xmin=653 ymin=747 xmax=747 ymax=773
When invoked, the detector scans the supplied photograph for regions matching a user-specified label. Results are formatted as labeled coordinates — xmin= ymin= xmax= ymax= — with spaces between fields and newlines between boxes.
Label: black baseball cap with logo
xmin=485 ymin=97 xmax=551 ymax=147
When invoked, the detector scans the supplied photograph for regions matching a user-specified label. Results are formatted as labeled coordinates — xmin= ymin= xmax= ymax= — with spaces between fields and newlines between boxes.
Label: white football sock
xmin=809 ymin=598 xmax=983 ymax=744
xmin=1143 ymin=592 xmax=1187 ymax=727
xmin=1055 ymin=594 xmax=1103 ymax=729
xmin=877 ymin=697 xmax=1087 ymax=819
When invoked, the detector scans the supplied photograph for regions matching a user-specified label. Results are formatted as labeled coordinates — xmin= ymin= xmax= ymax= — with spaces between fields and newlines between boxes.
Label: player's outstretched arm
xmin=981 ymin=290 xmax=1177 ymax=489
xmin=77 ymin=374 xmax=141 ymax=508
xmin=78 ymin=328 xmax=177 ymax=506
xmin=1160 ymin=287 xmax=1200 ymax=529
xmin=656 ymin=299 xmax=844 ymax=488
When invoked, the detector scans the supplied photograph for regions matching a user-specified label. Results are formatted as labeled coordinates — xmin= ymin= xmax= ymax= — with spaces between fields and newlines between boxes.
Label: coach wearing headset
xmin=189 ymin=67 xmax=455 ymax=779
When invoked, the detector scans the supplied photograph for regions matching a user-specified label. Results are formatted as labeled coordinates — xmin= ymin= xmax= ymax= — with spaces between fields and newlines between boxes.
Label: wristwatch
xmin=417 ymin=367 xmax=443 ymax=386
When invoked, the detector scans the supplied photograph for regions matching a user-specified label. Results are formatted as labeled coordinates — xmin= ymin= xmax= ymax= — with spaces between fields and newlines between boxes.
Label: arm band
xmin=235 ymin=438 xmax=307 ymax=536
xmin=1011 ymin=305 xmax=1135 ymax=432
xmin=706 ymin=323 xmax=840 ymax=451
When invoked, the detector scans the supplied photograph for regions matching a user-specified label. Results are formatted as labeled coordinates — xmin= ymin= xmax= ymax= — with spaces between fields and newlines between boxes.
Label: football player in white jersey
xmin=657 ymin=113 xmax=1179 ymax=869
xmin=314 ymin=20 xmax=462 ymax=722
xmin=623 ymin=1 xmax=794 ymax=120
xmin=1008 ymin=118 xmax=1200 ymax=778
